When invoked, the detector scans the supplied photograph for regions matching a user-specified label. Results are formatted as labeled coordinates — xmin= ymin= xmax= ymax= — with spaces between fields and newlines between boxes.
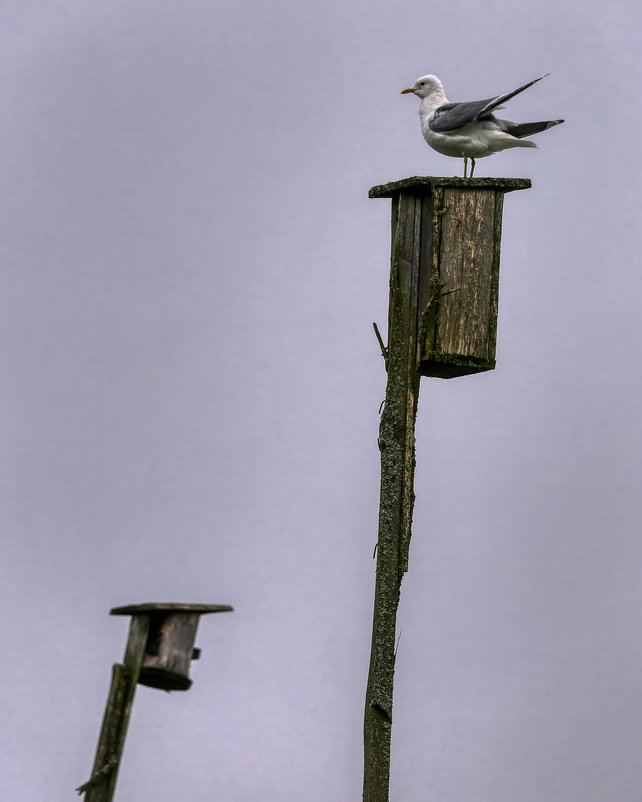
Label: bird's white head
xmin=400 ymin=75 xmax=445 ymax=100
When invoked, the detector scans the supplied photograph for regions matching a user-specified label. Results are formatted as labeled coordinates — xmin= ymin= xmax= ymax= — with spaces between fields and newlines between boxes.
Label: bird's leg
xmin=470 ymin=158 xmax=476 ymax=178
xmin=463 ymin=157 xmax=468 ymax=178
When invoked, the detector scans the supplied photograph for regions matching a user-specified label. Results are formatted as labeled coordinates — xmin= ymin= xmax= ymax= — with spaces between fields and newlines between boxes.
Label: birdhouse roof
xmin=110 ymin=602 xmax=233 ymax=616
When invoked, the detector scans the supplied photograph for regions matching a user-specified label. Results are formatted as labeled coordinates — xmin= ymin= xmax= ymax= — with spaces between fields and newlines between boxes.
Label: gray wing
xmin=430 ymin=98 xmax=498 ymax=132
xmin=429 ymin=74 xmax=550 ymax=133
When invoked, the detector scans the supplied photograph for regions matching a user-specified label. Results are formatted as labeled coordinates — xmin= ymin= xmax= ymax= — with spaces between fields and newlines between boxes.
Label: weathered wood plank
xmin=369 ymin=175 xmax=531 ymax=198
xmin=111 ymin=602 xmax=233 ymax=616
xmin=436 ymin=188 xmax=497 ymax=359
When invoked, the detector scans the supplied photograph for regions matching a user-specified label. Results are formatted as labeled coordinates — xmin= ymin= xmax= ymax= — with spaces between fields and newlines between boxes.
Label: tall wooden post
xmin=363 ymin=177 xmax=530 ymax=802
xmin=79 ymin=615 xmax=150 ymax=802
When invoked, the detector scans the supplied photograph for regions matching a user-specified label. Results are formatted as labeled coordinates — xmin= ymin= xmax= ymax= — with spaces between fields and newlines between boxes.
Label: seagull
xmin=401 ymin=74 xmax=564 ymax=177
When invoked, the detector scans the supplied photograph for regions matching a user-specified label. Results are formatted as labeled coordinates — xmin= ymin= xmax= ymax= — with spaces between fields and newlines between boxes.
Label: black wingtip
xmin=483 ymin=73 xmax=555 ymax=116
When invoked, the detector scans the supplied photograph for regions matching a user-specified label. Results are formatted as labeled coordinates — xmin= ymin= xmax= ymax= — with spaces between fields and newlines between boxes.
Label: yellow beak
xmin=400 ymin=87 xmax=414 ymax=94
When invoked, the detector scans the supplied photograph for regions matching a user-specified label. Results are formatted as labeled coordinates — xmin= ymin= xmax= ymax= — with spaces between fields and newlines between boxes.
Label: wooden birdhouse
xmin=111 ymin=602 xmax=233 ymax=691
xmin=79 ymin=602 xmax=233 ymax=800
xmin=369 ymin=176 xmax=531 ymax=378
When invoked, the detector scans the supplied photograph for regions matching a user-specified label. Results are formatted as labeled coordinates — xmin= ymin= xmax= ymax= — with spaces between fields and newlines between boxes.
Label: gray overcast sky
xmin=2 ymin=1 xmax=641 ymax=800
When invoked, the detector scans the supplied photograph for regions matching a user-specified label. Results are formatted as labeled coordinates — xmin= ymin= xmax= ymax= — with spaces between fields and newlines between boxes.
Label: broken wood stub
xmin=370 ymin=176 xmax=531 ymax=378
